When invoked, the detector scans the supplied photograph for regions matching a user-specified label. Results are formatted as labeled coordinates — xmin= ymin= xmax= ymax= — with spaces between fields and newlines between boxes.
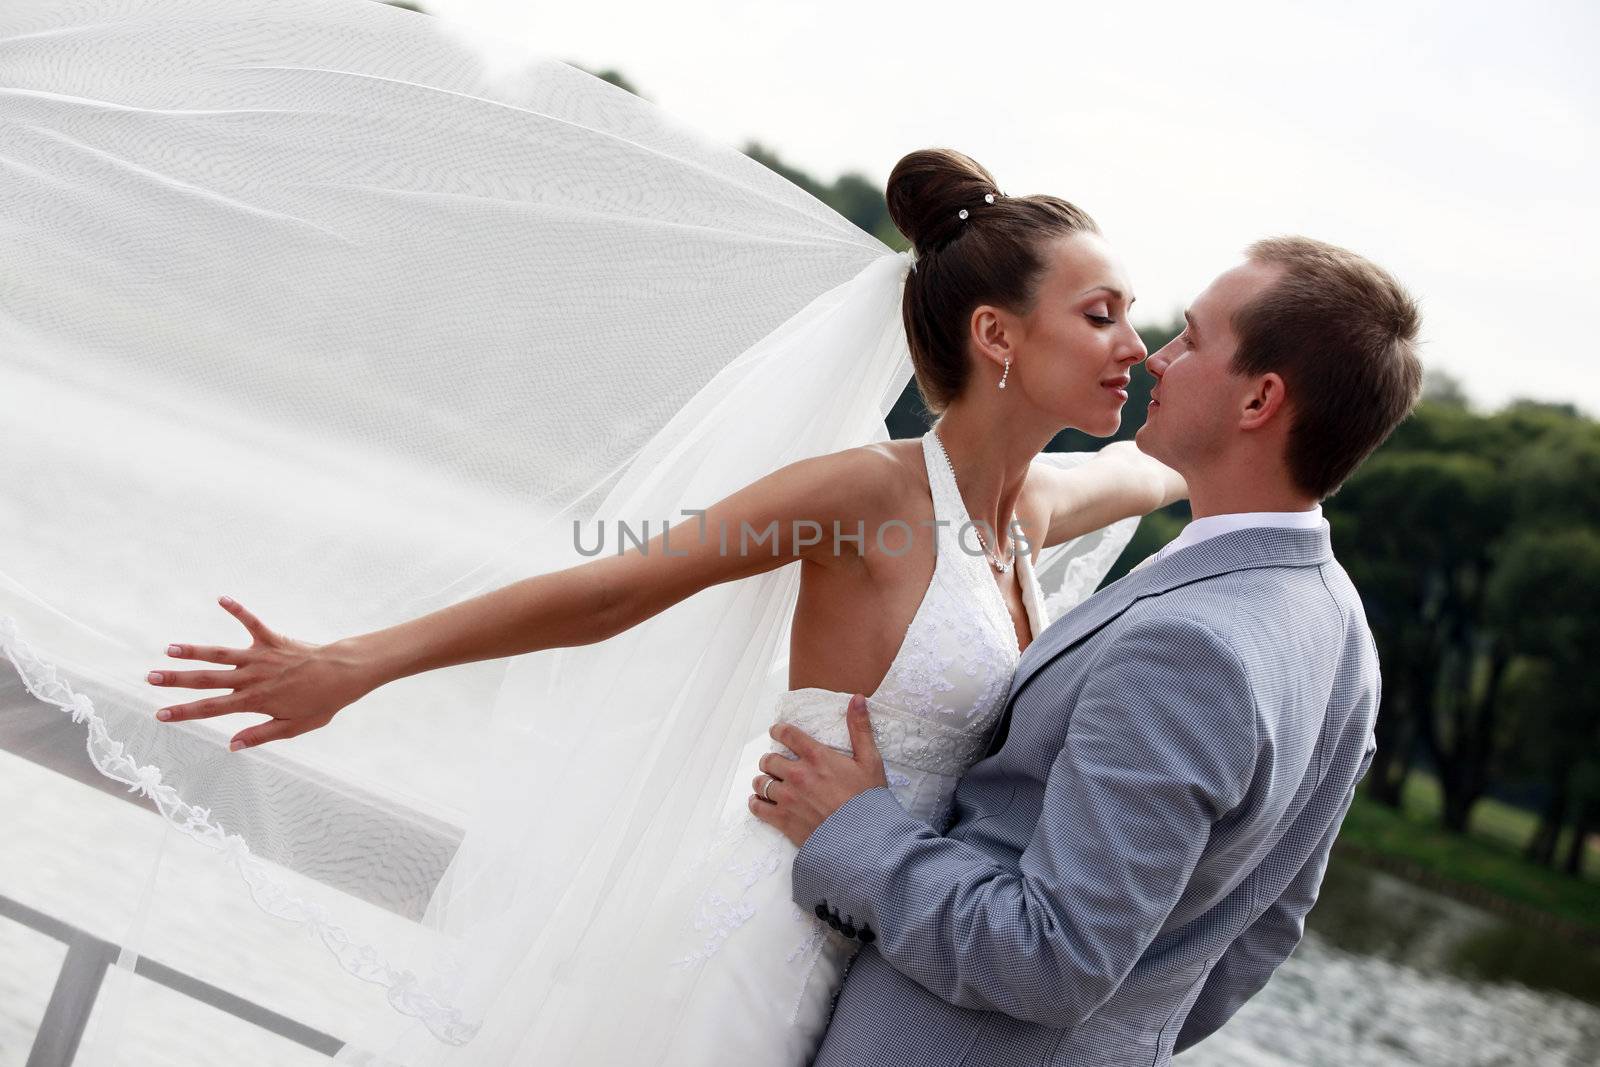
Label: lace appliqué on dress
xmin=669 ymin=815 xmax=788 ymax=969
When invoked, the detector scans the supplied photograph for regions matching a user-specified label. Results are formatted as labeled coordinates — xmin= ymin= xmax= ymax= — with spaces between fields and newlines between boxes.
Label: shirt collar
xmin=1156 ymin=505 xmax=1326 ymax=564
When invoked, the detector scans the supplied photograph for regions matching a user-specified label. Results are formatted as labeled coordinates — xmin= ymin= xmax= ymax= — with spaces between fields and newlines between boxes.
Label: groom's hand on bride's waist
xmin=749 ymin=694 xmax=889 ymax=847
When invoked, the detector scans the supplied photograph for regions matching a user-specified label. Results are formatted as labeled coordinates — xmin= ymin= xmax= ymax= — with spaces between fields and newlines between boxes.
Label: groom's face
xmin=1135 ymin=259 xmax=1285 ymax=472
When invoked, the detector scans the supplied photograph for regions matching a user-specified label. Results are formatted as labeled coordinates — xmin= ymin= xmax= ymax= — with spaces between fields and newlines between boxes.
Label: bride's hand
xmin=147 ymin=595 xmax=375 ymax=752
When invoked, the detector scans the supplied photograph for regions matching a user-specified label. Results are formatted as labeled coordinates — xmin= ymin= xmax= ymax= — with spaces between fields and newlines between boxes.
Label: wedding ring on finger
xmin=761 ymin=775 xmax=777 ymax=802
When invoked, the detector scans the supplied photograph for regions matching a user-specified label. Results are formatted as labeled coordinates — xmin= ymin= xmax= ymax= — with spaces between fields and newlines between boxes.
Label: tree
xmin=1328 ymin=448 xmax=1511 ymax=826
xmin=1330 ymin=400 xmax=1599 ymax=835
xmin=1421 ymin=368 xmax=1471 ymax=410
xmin=1490 ymin=528 xmax=1600 ymax=875
xmin=1508 ymin=420 xmax=1600 ymax=531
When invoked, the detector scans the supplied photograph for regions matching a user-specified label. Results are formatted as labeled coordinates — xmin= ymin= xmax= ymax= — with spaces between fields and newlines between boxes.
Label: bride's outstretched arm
xmin=148 ymin=446 xmax=902 ymax=749
xmin=1030 ymin=441 xmax=1186 ymax=549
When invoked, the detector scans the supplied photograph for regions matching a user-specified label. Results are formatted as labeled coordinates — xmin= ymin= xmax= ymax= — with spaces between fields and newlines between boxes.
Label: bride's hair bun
xmin=884 ymin=148 xmax=1101 ymax=413
xmin=886 ymin=149 xmax=999 ymax=257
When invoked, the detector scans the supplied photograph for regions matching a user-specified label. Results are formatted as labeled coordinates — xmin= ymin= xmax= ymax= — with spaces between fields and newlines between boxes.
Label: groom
xmin=750 ymin=235 xmax=1422 ymax=1065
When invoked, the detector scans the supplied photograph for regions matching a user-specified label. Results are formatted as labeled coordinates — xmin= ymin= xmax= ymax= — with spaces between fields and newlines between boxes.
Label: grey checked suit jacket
xmin=793 ymin=524 xmax=1380 ymax=1066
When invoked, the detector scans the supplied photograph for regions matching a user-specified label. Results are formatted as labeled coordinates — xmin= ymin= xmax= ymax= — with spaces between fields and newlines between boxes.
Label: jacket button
xmin=814 ymin=902 xmax=829 ymax=922
xmin=859 ymin=924 xmax=876 ymax=945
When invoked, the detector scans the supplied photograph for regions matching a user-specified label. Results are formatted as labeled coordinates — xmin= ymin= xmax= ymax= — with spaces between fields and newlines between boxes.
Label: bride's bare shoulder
xmin=812 ymin=439 xmax=927 ymax=512
xmin=716 ymin=440 xmax=923 ymax=542
xmin=744 ymin=439 xmax=927 ymax=534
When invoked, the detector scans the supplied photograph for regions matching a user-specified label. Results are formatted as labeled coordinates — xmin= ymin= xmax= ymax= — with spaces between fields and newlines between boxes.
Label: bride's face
xmin=988 ymin=231 xmax=1146 ymax=437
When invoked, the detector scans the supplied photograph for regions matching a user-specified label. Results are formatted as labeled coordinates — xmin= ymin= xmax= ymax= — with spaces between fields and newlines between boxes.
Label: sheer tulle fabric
xmin=0 ymin=1 xmax=1132 ymax=1063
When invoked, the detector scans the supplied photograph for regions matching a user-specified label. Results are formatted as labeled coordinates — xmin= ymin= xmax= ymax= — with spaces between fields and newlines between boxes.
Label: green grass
xmin=1397 ymin=772 xmax=1600 ymax=880
xmin=1335 ymin=776 xmax=1600 ymax=935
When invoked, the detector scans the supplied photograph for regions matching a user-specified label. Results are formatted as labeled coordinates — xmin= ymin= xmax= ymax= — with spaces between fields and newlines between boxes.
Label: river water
xmin=1178 ymin=858 xmax=1600 ymax=1066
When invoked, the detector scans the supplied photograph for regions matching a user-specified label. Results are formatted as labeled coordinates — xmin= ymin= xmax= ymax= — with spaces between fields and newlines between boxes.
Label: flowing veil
xmin=0 ymin=1 xmax=1138 ymax=1063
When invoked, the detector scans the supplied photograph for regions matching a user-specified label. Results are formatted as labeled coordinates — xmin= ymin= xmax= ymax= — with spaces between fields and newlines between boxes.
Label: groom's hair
xmin=1233 ymin=236 xmax=1423 ymax=499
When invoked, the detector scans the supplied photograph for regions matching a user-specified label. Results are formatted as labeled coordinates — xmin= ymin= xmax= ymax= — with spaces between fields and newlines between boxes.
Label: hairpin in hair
xmin=957 ymin=192 xmax=999 ymax=221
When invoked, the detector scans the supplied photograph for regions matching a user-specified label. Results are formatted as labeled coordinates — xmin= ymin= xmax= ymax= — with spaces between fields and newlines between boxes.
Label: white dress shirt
xmin=1148 ymin=506 xmax=1327 ymax=567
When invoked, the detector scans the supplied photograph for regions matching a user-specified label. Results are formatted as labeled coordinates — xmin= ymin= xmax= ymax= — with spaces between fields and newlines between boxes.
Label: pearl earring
xmin=998 ymin=357 xmax=1010 ymax=390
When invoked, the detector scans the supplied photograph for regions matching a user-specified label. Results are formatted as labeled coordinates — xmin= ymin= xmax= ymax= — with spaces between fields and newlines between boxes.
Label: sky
xmin=422 ymin=0 xmax=1599 ymax=414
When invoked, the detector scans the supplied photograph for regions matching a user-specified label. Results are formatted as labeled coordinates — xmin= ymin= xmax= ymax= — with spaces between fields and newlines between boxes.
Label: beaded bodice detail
xmin=773 ymin=428 xmax=1049 ymax=825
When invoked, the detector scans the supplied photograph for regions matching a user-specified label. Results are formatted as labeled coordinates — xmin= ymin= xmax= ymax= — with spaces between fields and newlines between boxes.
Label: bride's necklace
xmin=930 ymin=430 xmax=1017 ymax=574
xmin=973 ymin=524 xmax=1016 ymax=574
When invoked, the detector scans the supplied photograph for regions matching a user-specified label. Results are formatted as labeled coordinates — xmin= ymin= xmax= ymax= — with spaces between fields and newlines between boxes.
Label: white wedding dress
xmin=651 ymin=427 xmax=1052 ymax=1066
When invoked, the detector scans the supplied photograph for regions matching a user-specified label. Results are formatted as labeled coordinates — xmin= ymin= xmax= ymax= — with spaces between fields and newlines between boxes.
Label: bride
xmin=148 ymin=147 xmax=1183 ymax=1062
xmin=0 ymin=1 xmax=1177 ymax=1063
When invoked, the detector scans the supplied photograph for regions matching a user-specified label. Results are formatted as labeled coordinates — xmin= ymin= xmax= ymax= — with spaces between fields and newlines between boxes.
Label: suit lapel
xmin=983 ymin=524 xmax=1334 ymax=758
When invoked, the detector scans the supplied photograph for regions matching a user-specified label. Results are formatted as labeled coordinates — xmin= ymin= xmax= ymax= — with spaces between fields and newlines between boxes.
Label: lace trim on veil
xmin=0 ymin=614 xmax=481 ymax=1045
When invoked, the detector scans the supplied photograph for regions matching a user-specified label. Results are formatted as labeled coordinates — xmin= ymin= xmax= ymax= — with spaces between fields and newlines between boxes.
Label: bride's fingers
xmin=228 ymin=719 xmax=296 ymax=752
xmin=164 ymin=642 xmax=243 ymax=666
xmin=146 ymin=667 xmax=238 ymax=690
xmin=218 ymin=595 xmax=276 ymax=644
xmin=155 ymin=696 xmax=247 ymax=723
